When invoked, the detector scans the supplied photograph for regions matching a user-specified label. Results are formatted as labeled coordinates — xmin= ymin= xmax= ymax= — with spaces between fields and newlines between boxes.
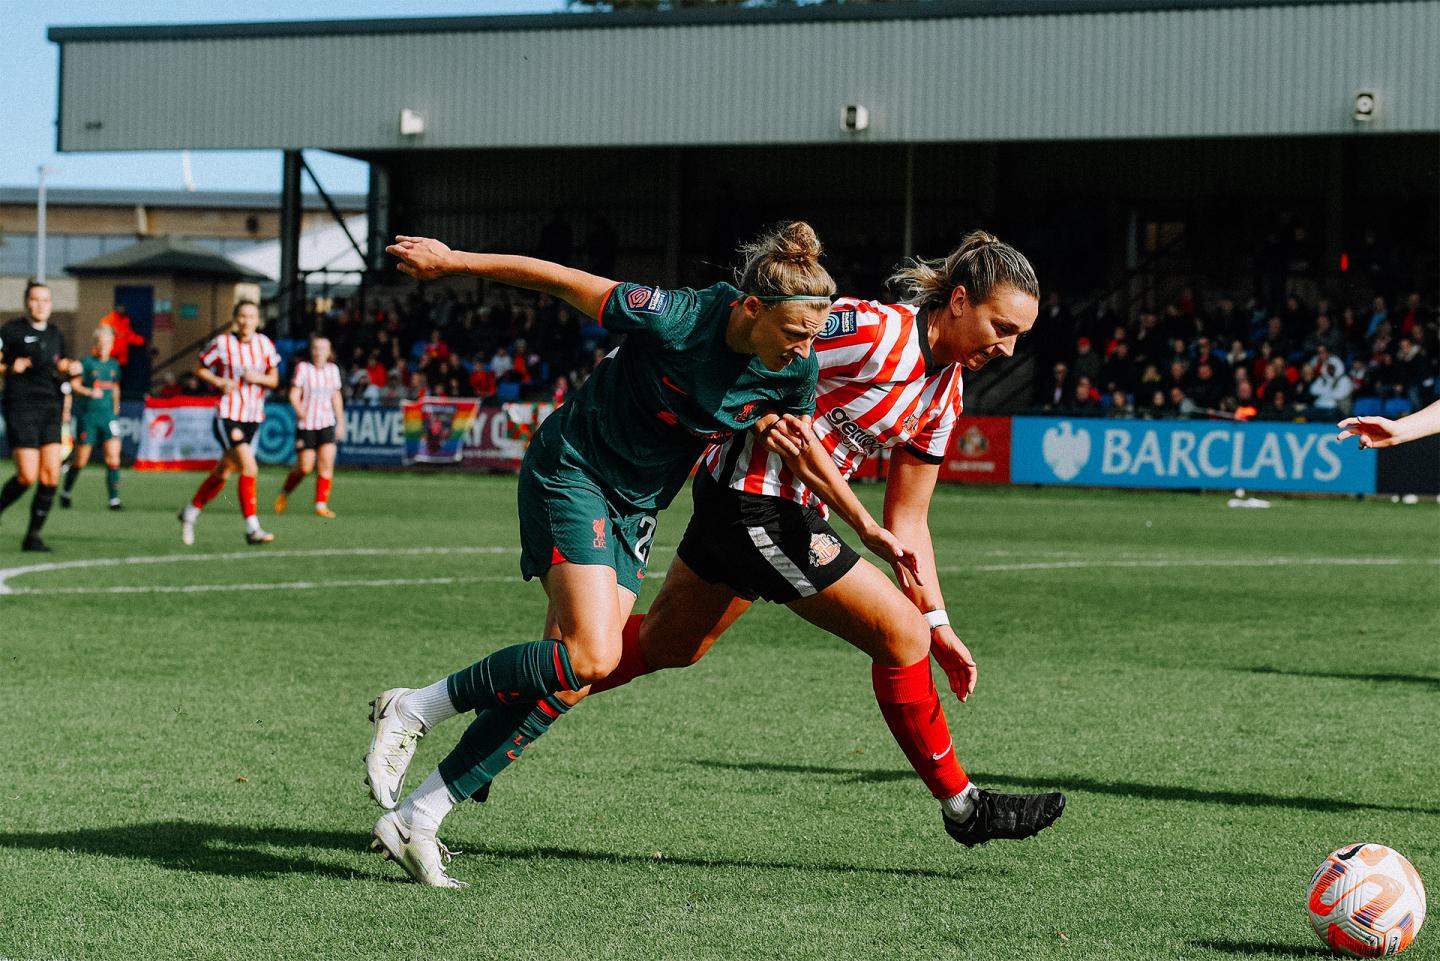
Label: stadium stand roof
xmin=0 ymin=187 xmax=365 ymax=211
xmin=50 ymin=0 xmax=1439 ymax=150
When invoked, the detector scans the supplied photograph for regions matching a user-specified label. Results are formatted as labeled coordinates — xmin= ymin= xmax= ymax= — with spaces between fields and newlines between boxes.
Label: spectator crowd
xmin=1032 ymin=288 xmax=1437 ymax=423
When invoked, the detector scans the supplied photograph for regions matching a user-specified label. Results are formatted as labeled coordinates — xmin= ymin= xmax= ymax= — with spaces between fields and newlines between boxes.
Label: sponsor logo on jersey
xmin=626 ymin=286 xmax=669 ymax=315
xmin=820 ymin=309 xmax=858 ymax=339
xmin=808 ymin=532 xmax=842 ymax=567
xmin=825 ymin=406 xmax=881 ymax=456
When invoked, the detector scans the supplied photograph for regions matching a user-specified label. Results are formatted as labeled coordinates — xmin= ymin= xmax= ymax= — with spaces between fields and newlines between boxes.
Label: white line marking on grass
xmin=951 ymin=557 xmax=1439 ymax=574
xmin=7 ymin=575 xmax=526 ymax=596
xmin=0 ymin=546 xmax=514 ymax=595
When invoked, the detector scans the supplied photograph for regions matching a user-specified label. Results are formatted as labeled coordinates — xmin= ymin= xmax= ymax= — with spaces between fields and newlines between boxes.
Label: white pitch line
xmin=0 ymin=545 xmax=514 ymax=596
xmin=952 ymin=557 xmax=1438 ymax=573
xmin=5 ymin=575 xmax=520 ymax=596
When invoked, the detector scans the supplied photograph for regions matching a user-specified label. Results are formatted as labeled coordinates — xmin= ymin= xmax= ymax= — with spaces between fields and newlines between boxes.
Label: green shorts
xmin=517 ymin=428 xmax=657 ymax=597
xmin=75 ymin=412 xmax=118 ymax=445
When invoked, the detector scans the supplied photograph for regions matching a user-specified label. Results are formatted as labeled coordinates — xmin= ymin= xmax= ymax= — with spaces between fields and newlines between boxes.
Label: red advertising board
xmin=939 ymin=416 xmax=1012 ymax=484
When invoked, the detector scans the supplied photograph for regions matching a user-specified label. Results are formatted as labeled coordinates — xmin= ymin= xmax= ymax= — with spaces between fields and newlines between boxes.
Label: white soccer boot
xmin=371 ymin=809 xmax=467 ymax=889
xmin=365 ymin=688 xmax=424 ymax=809
xmin=177 ymin=509 xmax=195 ymax=546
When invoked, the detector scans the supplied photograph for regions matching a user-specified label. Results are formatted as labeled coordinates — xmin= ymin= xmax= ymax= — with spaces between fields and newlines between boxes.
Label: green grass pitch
xmin=0 ymin=470 xmax=1435 ymax=961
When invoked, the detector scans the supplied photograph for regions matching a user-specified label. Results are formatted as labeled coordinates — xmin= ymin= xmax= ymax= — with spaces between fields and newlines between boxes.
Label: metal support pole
xmin=902 ymin=143 xmax=916 ymax=259
xmin=366 ymin=161 xmax=391 ymax=275
xmin=36 ymin=165 xmax=52 ymax=283
xmin=278 ymin=150 xmax=303 ymax=338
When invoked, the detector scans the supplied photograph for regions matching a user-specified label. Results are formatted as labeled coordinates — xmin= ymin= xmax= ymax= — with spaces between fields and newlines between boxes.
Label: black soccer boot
xmin=944 ymin=788 xmax=1066 ymax=847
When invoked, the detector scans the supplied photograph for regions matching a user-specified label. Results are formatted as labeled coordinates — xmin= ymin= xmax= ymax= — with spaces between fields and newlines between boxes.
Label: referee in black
xmin=0 ymin=281 xmax=79 ymax=551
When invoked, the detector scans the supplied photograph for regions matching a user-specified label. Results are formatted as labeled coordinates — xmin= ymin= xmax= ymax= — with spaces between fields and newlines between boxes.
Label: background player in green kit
xmin=61 ymin=326 xmax=124 ymax=510
xmin=367 ymin=222 xmax=920 ymax=887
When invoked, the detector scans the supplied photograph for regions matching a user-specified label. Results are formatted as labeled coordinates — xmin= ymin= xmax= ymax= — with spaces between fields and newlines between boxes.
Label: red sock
xmin=589 ymin=614 xmax=654 ymax=694
xmin=315 ymin=475 xmax=332 ymax=504
xmin=191 ymin=473 xmax=226 ymax=509
xmin=238 ymin=475 xmax=258 ymax=518
xmin=871 ymin=658 xmax=970 ymax=799
xmin=282 ymin=468 xmax=304 ymax=494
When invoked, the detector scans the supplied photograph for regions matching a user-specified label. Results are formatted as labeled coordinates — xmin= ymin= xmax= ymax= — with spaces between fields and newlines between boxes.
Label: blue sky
xmin=5 ymin=0 xmax=566 ymax=196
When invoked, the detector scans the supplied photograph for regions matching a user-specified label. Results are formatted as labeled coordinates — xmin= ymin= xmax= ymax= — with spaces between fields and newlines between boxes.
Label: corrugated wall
xmin=57 ymin=2 xmax=1440 ymax=152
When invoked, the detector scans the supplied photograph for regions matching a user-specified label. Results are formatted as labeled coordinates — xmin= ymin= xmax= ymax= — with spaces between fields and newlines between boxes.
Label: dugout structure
xmin=49 ymin=1 xmax=1440 ymax=343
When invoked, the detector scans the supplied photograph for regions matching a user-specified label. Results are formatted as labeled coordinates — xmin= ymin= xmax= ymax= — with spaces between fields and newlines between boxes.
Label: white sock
xmin=400 ymin=678 xmax=460 ymax=730
xmin=941 ymin=782 xmax=979 ymax=823
xmin=399 ymin=768 xmax=457 ymax=837
xmin=181 ymin=504 xmax=200 ymax=523
xmin=245 ymin=514 xmax=261 ymax=534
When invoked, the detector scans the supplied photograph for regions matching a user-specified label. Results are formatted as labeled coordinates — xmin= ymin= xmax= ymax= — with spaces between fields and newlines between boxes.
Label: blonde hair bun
xmin=736 ymin=221 xmax=836 ymax=299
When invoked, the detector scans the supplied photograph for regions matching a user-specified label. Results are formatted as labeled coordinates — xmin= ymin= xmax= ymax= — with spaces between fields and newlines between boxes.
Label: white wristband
xmin=923 ymin=609 xmax=949 ymax=630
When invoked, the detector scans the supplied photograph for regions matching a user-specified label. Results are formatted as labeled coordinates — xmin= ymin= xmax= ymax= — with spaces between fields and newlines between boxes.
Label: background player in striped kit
xmin=276 ymin=335 xmax=344 ymax=518
xmin=0 ymin=281 xmax=79 ymax=551
xmin=61 ymin=326 xmax=124 ymax=510
xmin=178 ymin=301 xmax=281 ymax=545
xmin=438 ymin=232 xmax=1063 ymax=851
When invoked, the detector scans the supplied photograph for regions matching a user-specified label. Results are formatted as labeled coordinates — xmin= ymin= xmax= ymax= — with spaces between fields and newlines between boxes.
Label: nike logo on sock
xmin=931 ymin=742 xmax=954 ymax=762
xmin=661 ymin=376 xmax=689 ymax=395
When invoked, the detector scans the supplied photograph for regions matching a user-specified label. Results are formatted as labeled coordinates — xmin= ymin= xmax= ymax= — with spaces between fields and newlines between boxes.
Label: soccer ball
xmin=1308 ymin=843 xmax=1427 ymax=957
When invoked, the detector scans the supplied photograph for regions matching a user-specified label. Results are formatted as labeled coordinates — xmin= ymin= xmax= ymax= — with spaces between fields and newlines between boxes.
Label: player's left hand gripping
xmin=386 ymin=235 xmax=454 ymax=281
xmin=756 ymin=412 xmax=811 ymax=458
xmin=931 ymin=626 xmax=977 ymax=702
xmin=863 ymin=526 xmax=923 ymax=586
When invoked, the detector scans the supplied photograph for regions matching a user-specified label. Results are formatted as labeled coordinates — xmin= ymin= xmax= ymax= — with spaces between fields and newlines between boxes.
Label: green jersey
xmin=77 ymin=356 xmax=121 ymax=418
xmin=539 ymin=281 xmax=818 ymax=512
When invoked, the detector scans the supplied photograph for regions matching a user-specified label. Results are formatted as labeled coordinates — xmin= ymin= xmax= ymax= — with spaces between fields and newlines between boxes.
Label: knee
xmin=872 ymin=610 xmax=930 ymax=668
xmin=563 ymin=638 xmax=622 ymax=686
xmin=11 ymin=473 xmax=34 ymax=489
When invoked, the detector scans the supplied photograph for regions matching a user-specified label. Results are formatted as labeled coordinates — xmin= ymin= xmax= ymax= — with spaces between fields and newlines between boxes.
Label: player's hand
xmin=756 ymin=412 xmax=811 ymax=457
xmin=861 ymin=524 xmax=923 ymax=586
xmin=930 ymin=625 xmax=977 ymax=702
xmin=220 ymin=379 xmax=238 ymax=394
xmin=387 ymin=235 xmax=456 ymax=281
xmin=10 ymin=356 xmax=31 ymax=374
xmin=58 ymin=358 xmax=81 ymax=376
xmin=1336 ymin=415 xmax=1403 ymax=449
xmin=334 ymin=423 xmax=347 ymax=443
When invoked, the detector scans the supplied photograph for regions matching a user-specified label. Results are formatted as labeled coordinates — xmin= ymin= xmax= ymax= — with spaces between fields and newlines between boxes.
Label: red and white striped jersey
xmin=293 ymin=360 xmax=343 ymax=430
xmin=702 ymin=298 xmax=963 ymax=514
xmin=200 ymin=332 xmax=280 ymax=423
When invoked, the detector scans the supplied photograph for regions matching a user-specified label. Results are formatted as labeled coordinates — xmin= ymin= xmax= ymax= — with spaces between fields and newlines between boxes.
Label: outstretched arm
xmin=1337 ymin=399 xmax=1440 ymax=449
xmin=884 ymin=447 xmax=975 ymax=702
xmin=386 ymin=236 xmax=617 ymax=320
xmin=755 ymin=414 xmax=921 ymax=581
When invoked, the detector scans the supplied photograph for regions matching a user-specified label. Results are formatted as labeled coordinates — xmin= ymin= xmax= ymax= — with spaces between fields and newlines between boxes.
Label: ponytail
xmin=889 ymin=230 xmax=1038 ymax=308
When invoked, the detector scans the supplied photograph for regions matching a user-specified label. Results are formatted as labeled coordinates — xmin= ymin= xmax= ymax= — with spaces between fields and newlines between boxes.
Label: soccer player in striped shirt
xmin=366 ymin=223 xmax=922 ymax=887
xmin=178 ymin=301 xmax=280 ymax=545
xmin=392 ymin=232 xmax=1065 ymax=857
xmin=276 ymin=335 xmax=344 ymax=518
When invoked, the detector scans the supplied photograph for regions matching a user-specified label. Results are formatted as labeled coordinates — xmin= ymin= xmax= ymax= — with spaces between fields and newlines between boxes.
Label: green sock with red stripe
xmin=437 ymin=695 xmax=570 ymax=801
xmin=445 ymin=639 xmax=580 ymax=712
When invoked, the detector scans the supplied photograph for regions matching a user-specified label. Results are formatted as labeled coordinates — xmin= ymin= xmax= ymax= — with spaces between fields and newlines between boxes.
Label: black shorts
xmin=3 ymin=401 xmax=63 ymax=450
xmin=677 ymin=471 xmax=862 ymax=604
xmin=213 ymin=417 xmax=261 ymax=451
xmin=296 ymin=426 xmax=337 ymax=450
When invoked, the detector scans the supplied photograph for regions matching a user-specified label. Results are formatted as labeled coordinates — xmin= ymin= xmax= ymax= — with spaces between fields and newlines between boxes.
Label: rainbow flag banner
xmin=402 ymin=397 xmax=481 ymax=465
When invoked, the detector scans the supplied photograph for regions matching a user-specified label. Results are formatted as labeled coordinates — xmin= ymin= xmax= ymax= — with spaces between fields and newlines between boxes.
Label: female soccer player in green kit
xmin=368 ymin=223 xmax=920 ymax=887
xmin=61 ymin=326 xmax=124 ymax=510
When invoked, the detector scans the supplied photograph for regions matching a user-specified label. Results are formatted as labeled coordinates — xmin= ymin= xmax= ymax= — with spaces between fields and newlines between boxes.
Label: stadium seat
xmin=1353 ymin=397 xmax=1383 ymax=417
xmin=1382 ymin=398 xmax=1414 ymax=418
xmin=496 ymin=381 xmax=521 ymax=403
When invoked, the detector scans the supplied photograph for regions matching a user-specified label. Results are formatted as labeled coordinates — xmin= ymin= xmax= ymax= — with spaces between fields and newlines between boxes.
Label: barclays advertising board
xmin=1011 ymin=417 xmax=1376 ymax=494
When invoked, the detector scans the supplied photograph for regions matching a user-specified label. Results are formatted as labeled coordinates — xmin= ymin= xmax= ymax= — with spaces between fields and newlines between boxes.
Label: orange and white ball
xmin=1308 ymin=843 xmax=1426 ymax=957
